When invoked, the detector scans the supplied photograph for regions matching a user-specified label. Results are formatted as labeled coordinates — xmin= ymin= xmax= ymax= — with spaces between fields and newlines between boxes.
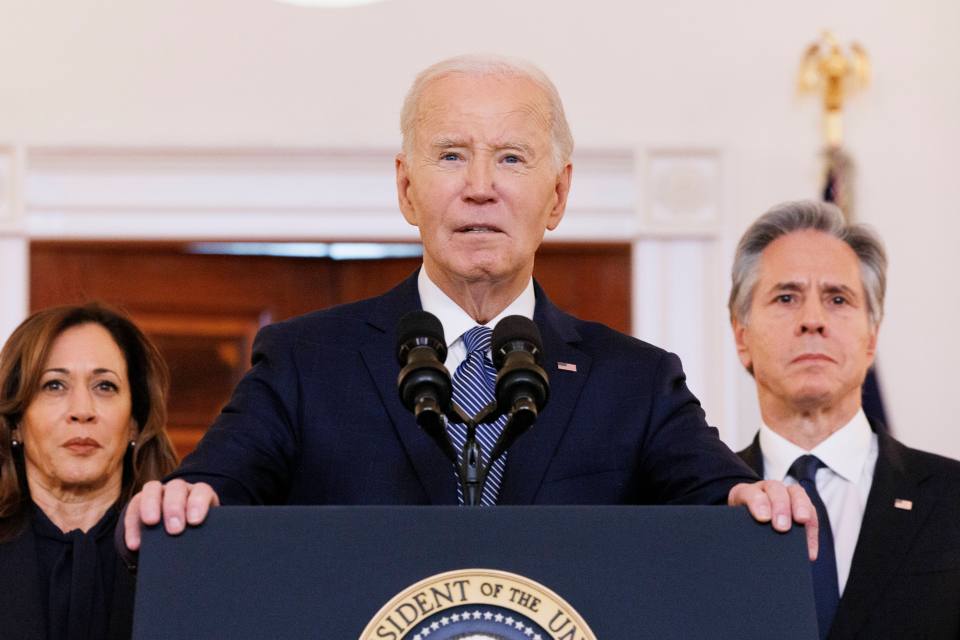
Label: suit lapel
xmin=358 ymin=271 xmax=457 ymax=505
xmin=498 ymin=287 xmax=591 ymax=504
xmin=0 ymin=522 xmax=46 ymax=639
xmin=830 ymin=432 xmax=933 ymax=637
xmin=738 ymin=435 xmax=765 ymax=477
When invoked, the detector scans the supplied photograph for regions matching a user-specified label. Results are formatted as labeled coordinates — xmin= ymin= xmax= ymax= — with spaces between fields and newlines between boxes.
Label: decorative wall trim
xmin=0 ymin=147 xmax=13 ymax=223
xmin=643 ymin=149 xmax=723 ymax=234
xmin=0 ymin=238 xmax=29 ymax=345
xmin=631 ymin=238 xmax=732 ymax=442
xmin=21 ymin=147 xmax=644 ymax=241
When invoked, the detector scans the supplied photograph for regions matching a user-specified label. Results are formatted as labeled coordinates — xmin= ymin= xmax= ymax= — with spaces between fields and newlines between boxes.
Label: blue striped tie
xmin=448 ymin=325 xmax=507 ymax=506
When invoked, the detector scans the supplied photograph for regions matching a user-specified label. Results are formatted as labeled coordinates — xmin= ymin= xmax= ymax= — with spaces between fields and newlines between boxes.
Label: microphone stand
xmin=409 ymin=389 xmax=531 ymax=506
xmin=445 ymin=402 xmax=537 ymax=507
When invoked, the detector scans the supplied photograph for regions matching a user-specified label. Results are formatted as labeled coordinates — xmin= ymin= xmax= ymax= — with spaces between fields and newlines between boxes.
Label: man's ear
xmin=732 ymin=318 xmax=754 ymax=374
xmin=396 ymin=153 xmax=418 ymax=227
xmin=545 ymin=162 xmax=572 ymax=231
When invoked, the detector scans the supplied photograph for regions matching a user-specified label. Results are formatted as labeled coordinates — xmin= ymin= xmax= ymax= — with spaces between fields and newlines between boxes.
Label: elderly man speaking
xmin=732 ymin=201 xmax=960 ymax=639
xmin=122 ymin=55 xmax=815 ymax=555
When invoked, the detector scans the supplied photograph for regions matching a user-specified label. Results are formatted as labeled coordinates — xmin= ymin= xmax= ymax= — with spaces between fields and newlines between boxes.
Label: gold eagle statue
xmin=798 ymin=31 xmax=870 ymax=146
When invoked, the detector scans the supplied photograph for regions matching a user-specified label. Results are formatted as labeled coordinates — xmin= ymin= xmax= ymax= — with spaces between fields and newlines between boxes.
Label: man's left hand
xmin=728 ymin=480 xmax=819 ymax=561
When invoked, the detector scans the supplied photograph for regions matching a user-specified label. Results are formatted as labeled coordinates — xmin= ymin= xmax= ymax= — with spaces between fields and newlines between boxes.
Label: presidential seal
xmin=361 ymin=569 xmax=597 ymax=640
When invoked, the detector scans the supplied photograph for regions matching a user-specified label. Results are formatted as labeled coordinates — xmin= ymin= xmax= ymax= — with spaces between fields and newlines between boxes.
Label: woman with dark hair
xmin=0 ymin=303 xmax=178 ymax=639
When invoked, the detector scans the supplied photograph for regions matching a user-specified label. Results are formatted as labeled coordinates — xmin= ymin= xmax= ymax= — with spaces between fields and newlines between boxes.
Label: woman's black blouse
xmin=31 ymin=505 xmax=120 ymax=640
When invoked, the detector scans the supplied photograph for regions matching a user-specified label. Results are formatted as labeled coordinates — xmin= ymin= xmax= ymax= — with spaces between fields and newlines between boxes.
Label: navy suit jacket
xmin=172 ymin=272 xmax=756 ymax=506
xmin=739 ymin=430 xmax=960 ymax=639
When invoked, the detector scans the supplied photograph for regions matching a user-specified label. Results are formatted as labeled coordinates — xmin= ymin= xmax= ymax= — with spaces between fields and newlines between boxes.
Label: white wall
xmin=1 ymin=0 xmax=958 ymax=459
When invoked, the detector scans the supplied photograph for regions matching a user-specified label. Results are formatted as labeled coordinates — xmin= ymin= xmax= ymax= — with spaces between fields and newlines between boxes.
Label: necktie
xmin=447 ymin=325 xmax=508 ymax=505
xmin=789 ymin=454 xmax=840 ymax=639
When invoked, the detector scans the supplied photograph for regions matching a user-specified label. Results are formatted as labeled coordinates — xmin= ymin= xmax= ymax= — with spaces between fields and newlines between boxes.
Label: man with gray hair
xmin=732 ymin=200 xmax=960 ymax=640
xmin=122 ymin=54 xmax=816 ymax=558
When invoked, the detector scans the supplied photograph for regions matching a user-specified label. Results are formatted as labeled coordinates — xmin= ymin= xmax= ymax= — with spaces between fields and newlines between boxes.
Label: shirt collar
xmin=417 ymin=266 xmax=535 ymax=347
xmin=759 ymin=408 xmax=873 ymax=482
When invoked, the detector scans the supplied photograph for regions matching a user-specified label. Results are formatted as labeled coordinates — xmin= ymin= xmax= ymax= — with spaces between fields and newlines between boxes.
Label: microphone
xmin=489 ymin=316 xmax=549 ymax=459
xmin=396 ymin=311 xmax=454 ymax=461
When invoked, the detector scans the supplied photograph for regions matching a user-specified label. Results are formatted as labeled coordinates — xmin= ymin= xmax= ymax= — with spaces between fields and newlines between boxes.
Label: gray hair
xmin=399 ymin=54 xmax=574 ymax=169
xmin=729 ymin=200 xmax=887 ymax=327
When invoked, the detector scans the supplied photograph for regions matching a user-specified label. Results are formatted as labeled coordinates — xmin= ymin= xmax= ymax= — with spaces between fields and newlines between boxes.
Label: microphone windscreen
xmin=492 ymin=316 xmax=543 ymax=364
xmin=396 ymin=311 xmax=446 ymax=363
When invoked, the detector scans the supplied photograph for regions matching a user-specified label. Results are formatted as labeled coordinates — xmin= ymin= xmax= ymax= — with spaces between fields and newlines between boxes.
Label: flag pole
xmin=798 ymin=31 xmax=890 ymax=429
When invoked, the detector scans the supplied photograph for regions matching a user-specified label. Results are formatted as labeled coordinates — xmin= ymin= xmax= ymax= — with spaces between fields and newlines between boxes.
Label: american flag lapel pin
xmin=557 ymin=361 xmax=577 ymax=372
xmin=894 ymin=499 xmax=913 ymax=511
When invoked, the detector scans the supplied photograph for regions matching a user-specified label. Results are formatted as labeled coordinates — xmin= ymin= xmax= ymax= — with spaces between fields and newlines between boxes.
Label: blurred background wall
xmin=1 ymin=0 xmax=958 ymax=458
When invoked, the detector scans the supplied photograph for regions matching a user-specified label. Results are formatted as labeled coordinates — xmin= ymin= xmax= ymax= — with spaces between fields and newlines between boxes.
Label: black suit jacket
xmin=739 ymin=430 xmax=960 ymax=640
xmin=0 ymin=523 xmax=134 ymax=640
xmin=171 ymin=272 xmax=756 ymax=506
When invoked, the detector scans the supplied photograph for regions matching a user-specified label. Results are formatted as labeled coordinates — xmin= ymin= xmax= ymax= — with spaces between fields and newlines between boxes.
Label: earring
xmin=129 ymin=440 xmax=136 ymax=448
xmin=11 ymin=430 xmax=21 ymax=447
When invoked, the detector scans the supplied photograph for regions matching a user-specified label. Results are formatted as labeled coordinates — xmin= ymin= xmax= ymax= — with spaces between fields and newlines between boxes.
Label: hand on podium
xmin=728 ymin=480 xmax=819 ymax=560
xmin=123 ymin=479 xmax=220 ymax=552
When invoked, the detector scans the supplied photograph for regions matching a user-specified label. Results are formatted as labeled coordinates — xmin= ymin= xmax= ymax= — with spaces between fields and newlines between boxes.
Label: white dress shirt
xmin=759 ymin=409 xmax=878 ymax=595
xmin=417 ymin=267 xmax=536 ymax=373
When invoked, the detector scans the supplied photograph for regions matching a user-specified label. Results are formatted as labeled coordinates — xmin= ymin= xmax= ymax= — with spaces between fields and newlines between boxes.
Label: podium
xmin=133 ymin=506 xmax=817 ymax=639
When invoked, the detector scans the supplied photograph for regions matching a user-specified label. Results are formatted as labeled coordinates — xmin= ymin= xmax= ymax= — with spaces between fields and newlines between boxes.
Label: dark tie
xmin=789 ymin=454 xmax=840 ymax=639
xmin=447 ymin=325 xmax=508 ymax=505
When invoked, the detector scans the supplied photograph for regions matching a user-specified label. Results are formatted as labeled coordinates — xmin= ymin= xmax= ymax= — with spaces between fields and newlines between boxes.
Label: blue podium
xmin=133 ymin=506 xmax=817 ymax=639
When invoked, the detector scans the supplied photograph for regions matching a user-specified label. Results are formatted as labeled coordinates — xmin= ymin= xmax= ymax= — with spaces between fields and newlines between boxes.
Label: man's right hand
xmin=123 ymin=479 xmax=220 ymax=552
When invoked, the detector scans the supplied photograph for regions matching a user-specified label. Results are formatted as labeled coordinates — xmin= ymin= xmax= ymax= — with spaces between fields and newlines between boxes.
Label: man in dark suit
xmin=731 ymin=200 xmax=960 ymax=639
xmin=122 ymin=54 xmax=816 ymax=554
